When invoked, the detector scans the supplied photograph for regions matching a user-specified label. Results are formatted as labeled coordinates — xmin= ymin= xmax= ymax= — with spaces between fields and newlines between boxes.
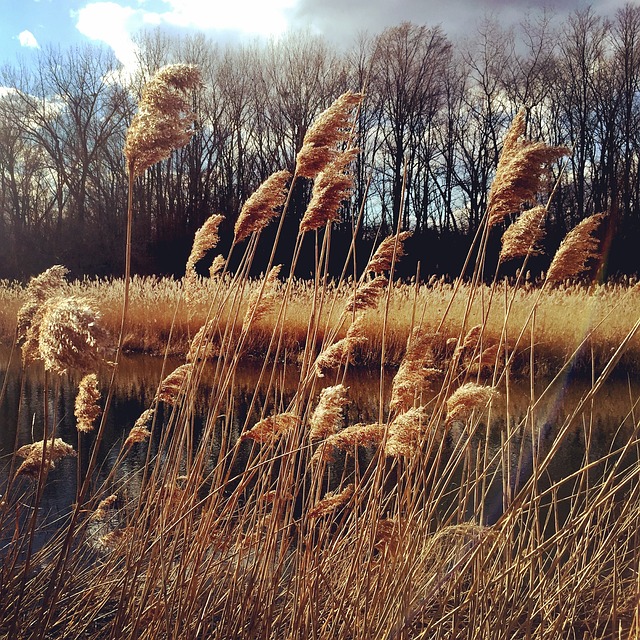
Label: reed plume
xmin=296 ymin=91 xmax=363 ymax=179
xmin=186 ymin=214 xmax=224 ymax=275
xmin=309 ymin=384 xmax=349 ymax=441
xmin=390 ymin=328 xmax=440 ymax=413
xmin=92 ymin=494 xmax=118 ymax=521
xmin=75 ymin=373 xmax=101 ymax=433
xmin=242 ymin=265 xmax=281 ymax=333
xmin=446 ymin=382 xmax=498 ymax=424
xmin=344 ymin=275 xmax=387 ymax=314
xmin=300 ymin=147 xmax=358 ymax=233
xmin=124 ymin=409 xmax=154 ymax=447
xmin=545 ymin=212 xmax=606 ymax=285
xmin=17 ymin=265 xmax=69 ymax=365
xmin=187 ymin=320 xmax=218 ymax=363
xmin=499 ymin=205 xmax=547 ymax=263
xmin=307 ymin=484 xmax=354 ymax=519
xmin=385 ymin=406 xmax=429 ymax=457
xmin=314 ymin=314 xmax=367 ymax=377
xmin=239 ymin=412 xmax=299 ymax=444
xmin=367 ymin=231 xmax=412 ymax=273
xmin=124 ymin=64 xmax=201 ymax=177
xmin=156 ymin=363 xmax=193 ymax=405
xmin=312 ymin=422 xmax=385 ymax=464
xmin=16 ymin=438 xmax=76 ymax=478
xmin=487 ymin=108 xmax=568 ymax=227
xmin=209 ymin=254 xmax=226 ymax=278
xmin=38 ymin=296 xmax=110 ymax=375
xmin=234 ymin=170 xmax=291 ymax=243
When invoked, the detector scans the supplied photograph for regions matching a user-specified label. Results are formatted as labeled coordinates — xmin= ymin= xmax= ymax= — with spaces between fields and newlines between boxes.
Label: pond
xmin=1 ymin=344 xmax=640 ymax=541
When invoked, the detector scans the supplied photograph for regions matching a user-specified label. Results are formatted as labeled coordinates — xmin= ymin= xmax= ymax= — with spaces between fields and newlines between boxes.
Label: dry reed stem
xmin=15 ymin=438 xmax=76 ymax=478
xmin=300 ymin=148 xmax=359 ymax=233
xmin=234 ymin=170 xmax=291 ymax=243
xmin=156 ymin=363 xmax=193 ymax=405
xmin=38 ymin=296 xmax=110 ymax=375
xmin=390 ymin=327 xmax=440 ymax=413
xmin=487 ymin=108 xmax=568 ymax=227
xmin=75 ymin=373 xmax=101 ymax=433
xmin=500 ymin=205 xmax=547 ymax=263
xmin=296 ymin=91 xmax=363 ymax=179
xmin=314 ymin=314 xmax=367 ymax=377
xmin=344 ymin=275 xmax=387 ymax=314
xmin=242 ymin=266 xmax=281 ymax=333
xmin=309 ymin=383 xmax=349 ymax=441
xmin=445 ymin=382 xmax=498 ymax=424
xmin=367 ymin=231 xmax=412 ymax=273
xmin=385 ymin=406 xmax=429 ymax=457
xmin=307 ymin=483 xmax=354 ymax=519
xmin=546 ymin=212 xmax=606 ymax=285
xmin=124 ymin=64 xmax=201 ymax=176
xmin=239 ymin=412 xmax=299 ymax=444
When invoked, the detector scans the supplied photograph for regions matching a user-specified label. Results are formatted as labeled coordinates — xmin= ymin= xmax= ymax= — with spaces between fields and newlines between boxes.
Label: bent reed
xmin=2 ymin=73 xmax=640 ymax=640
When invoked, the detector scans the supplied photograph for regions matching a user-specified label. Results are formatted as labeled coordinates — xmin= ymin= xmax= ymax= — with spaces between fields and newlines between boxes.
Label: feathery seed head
xmin=385 ymin=406 xmax=430 ymax=457
xmin=75 ymin=373 xmax=101 ymax=433
xmin=16 ymin=438 xmax=76 ymax=478
xmin=500 ymin=205 xmax=547 ymax=263
xmin=242 ymin=265 xmax=282 ymax=333
xmin=156 ymin=363 xmax=193 ymax=405
xmin=186 ymin=214 xmax=224 ymax=275
xmin=234 ymin=170 xmax=291 ymax=243
xmin=240 ymin=412 xmax=299 ymax=444
xmin=446 ymin=382 xmax=499 ymax=424
xmin=344 ymin=275 xmax=387 ymax=314
xmin=309 ymin=384 xmax=349 ymax=441
xmin=367 ymin=231 xmax=412 ymax=273
xmin=546 ymin=212 xmax=606 ymax=286
xmin=314 ymin=314 xmax=367 ymax=377
xmin=124 ymin=63 xmax=201 ymax=176
xmin=307 ymin=484 xmax=354 ymax=519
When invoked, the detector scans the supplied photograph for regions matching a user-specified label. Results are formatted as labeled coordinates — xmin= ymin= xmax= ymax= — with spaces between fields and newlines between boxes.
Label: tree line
xmin=2 ymin=4 xmax=640 ymax=281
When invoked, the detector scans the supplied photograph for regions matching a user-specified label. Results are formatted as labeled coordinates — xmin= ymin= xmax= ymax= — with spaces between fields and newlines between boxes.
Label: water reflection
xmin=1 ymin=344 xmax=640 ymax=531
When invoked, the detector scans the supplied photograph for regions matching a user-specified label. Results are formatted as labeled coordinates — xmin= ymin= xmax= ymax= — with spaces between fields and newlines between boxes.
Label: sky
xmin=0 ymin=0 xmax=635 ymax=73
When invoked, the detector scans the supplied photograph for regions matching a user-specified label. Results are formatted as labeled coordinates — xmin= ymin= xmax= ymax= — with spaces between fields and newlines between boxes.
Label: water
xmin=1 ymin=344 xmax=640 ymax=533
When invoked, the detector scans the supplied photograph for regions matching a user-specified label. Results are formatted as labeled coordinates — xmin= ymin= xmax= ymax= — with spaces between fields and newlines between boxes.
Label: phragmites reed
xmin=16 ymin=438 xmax=76 ymax=479
xmin=92 ymin=494 xmax=118 ymax=521
xmin=344 ymin=275 xmax=388 ymax=314
xmin=307 ymin=484 xmax=354 ymax=519
xmin=309 ymin=384 xmax=349 ymax=441
xmin=385 ymin=406 xmax=430 ymax=457
xmin=234 ymin=170 xmax=291 ymax=243
xmin=239 ymin=412 xmax=299 ymax=444
xmin=124 ymin=64 xmax=201 ymax=177
xmin=390 ymin=328 xmax=440 ymax=413
xmin=545 ymin=212 xmax=606 ymax=285
xmin=296 ymin=91 xmax=363 ymax=179
xmin=75 ymin=373 xmax=101 ymax=433
xmin=314 ymin=314 xmax=367 ymax=377
xmin=499 ymin=205 xmax=547 ymax=263
xmin=487 ymin=108 xmax=568 ymax=227
xmin=186 ymin=214 xmax=224 ymax=275
xmin=187 ymin=320 xmax=218 ymax=363
xmin=38 ymin=296 xmax=110 ymax=375
xmin=156 ymin=363 xmax=193 ymax=405
xmin=446 ymin=382 xmax=499 ymax=424
xmin=242 ymin=265 xmax=281 ymax=333
xmin=124 ymin=409 xmax=154 ymax=447
xmin=311 ymin=422 xmax=386 ymax=464
xmin=300 ymin=147 xmax=359 ymax=233
xmin=367 ymin=231 xmax=412 ymax=273
xmin=17 ymin=265 xmax=69 ymax=365
xmin=209 ymin=254 xmax=226 ymax=278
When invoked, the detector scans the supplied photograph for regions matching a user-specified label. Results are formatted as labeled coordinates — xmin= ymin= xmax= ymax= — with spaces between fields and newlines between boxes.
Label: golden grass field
xmin=3 ymin=75 xmax=640 ymax=639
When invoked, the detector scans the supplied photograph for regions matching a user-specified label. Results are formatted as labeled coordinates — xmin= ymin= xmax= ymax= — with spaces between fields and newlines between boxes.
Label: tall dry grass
xmin=1 ymin=81 xmax=640 ymax=640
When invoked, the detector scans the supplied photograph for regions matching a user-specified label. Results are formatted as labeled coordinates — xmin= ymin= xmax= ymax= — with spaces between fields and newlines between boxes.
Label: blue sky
xmin=0 ymin=0 xmax=633 ymax=72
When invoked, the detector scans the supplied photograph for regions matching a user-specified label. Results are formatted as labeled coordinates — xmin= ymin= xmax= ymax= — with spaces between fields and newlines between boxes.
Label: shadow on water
xmin=1 ymin=343 xmax=640 ymax=549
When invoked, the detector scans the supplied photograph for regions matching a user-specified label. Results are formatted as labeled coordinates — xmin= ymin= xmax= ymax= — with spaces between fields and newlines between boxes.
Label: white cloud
xmin=18 ymin=30 xmax=40 ymax=49
xmin=75 ymin=2 xmax=140 ymax=72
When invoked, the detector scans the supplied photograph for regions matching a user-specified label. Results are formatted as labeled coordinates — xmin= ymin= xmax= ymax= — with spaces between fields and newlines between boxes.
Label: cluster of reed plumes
xmin=2 ymin=72 xmax=640 ymax=639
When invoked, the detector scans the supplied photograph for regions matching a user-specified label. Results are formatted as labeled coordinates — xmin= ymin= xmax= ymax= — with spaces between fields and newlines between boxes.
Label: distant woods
xmin=2 ymin=5 xmax=640 ymax=281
